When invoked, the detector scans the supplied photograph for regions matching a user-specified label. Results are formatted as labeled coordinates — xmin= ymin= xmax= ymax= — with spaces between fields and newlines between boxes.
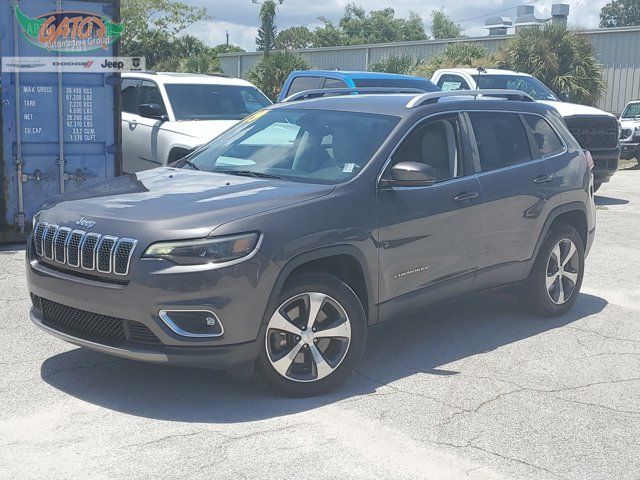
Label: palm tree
xmin=255 ymin=0 xmax=284 ymax=54
xmin=497 ymin=24 xmax=606 ymax=106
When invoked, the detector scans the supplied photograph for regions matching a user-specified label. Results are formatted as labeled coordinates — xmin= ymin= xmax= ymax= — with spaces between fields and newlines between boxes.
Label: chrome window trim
xmin=96 ymin=235 xmax=119 ymax=274
xmin=377 ymin=109 xmax=569 ymax=188
xmin=158 ymin=309 xmax=225 ymax=338
xmin=113 ymin=238 xmax=138 ymax=276
xmin=80 ymin=233 xmax=102 ymax=271
xmin=53 ymin=227 xmax=72 ymax=264
xmin=66 ymin=229 xmax=86 ymax=268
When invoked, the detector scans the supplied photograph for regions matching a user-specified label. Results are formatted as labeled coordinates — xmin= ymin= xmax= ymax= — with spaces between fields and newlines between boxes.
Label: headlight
xmin=143 ymin=232 xmax=260 ymax=265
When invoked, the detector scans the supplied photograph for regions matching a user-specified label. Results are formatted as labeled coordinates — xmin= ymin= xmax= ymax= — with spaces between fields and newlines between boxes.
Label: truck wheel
xmin=257 ymin=273 xmax=367 ymax=397
xmin=524 ymin=225 xmax=585 ymax=317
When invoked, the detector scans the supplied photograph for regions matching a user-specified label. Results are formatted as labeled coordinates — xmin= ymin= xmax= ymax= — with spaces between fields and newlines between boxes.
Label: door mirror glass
xmin=385 ymin=161 xmax=436 ymax=187
xmin=139 ymin=103 xmax=166 ymax=120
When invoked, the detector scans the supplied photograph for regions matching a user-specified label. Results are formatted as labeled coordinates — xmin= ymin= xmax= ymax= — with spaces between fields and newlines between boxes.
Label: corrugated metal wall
xmin=219 ymin=27 xmax=640 ymax=114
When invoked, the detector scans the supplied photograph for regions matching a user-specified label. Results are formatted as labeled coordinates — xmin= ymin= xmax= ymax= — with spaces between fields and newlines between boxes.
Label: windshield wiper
xmin=216 ymin=170 xmax=286 ymax=180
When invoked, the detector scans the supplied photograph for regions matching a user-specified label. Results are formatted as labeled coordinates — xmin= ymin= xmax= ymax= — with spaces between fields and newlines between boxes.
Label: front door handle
xmin=454 ymin=191 xmax=479 ymax=202
xmin=534 ymin=174 xmax=555 ymax=184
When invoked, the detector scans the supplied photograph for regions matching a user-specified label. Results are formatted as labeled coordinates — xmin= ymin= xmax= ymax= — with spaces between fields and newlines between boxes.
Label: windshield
xmin=477 ymin=75 xmax=558 ymax=101
xmin=183 ymin=108 xmax=399 ymax=184
xmin=165 ymin=84 xmax=271 ymax=121
xmin=353 ymin=78 xmax=440 ymax=92
xmin=622 ymin=102 xmax=640 ymax=118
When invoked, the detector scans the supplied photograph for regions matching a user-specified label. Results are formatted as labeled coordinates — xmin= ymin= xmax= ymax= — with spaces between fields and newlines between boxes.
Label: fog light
xmin=159 ymin=310 xmax=224 ymax=338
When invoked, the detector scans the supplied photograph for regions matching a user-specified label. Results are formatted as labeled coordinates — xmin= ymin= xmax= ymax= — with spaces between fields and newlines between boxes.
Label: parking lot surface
xmin=1 ymin=168 xmax=639 ymax=480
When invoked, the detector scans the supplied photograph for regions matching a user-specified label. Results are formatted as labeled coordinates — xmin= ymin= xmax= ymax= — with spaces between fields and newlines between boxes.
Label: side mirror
xmin=558 ymin=92 xmax=570 ymax=102
xmin=139 ymin=103 xmax=167 ymax=121
xmin=381 ymin=161 xmax=437 ymax=187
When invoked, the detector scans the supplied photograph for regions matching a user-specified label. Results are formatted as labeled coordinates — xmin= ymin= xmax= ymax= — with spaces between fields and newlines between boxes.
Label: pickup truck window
xmin=287 ymin=76 xmax=325 ymax=97
xmin=621 ymin=102 xmax=640 ymax=118
xmin=476 ymin=75 xmax=558 ymax=101
xmin=138 ymin=80 xmax=166 ymax=114
xmin=437 ymin=74 xmax=470 ymax=91
xmin=164 ymin=84 xmax=271 ymax=121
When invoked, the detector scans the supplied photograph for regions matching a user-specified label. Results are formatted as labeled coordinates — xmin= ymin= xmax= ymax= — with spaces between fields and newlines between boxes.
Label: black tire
xmin=593 ymin=182 xmax=601 ymax=193
xmin=524 ymin=224 xmax=585 ymax=317
xmin=257 ymin=273 xmax=367 ymax=397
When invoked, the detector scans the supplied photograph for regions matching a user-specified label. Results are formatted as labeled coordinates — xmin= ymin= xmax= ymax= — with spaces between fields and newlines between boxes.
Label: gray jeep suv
xmin=27 ymin=89 xmax=596 ymax=396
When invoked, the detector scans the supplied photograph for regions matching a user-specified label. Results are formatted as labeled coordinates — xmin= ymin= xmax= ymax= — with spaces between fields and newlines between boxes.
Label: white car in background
xmin=120 ymin=72 xmax=271 ymax=173
xmin=431 ymin=68 xmax=621 ymax=191
xmin=619 ymin=100 xmax=640 ymax=162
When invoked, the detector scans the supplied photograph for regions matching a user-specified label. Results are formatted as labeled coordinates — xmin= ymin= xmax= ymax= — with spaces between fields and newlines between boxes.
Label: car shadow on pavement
xmin=594 ymin=195 xmax=629 ymax=206
xmin=40 ymin=292 xmax=607 ymax=423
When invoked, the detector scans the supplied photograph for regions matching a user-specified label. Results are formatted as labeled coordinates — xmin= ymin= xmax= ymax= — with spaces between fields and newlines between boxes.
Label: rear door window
xmin=286 ymin=76 xmax=324 ymax=97
xmin=524 ymin=115 xmax=565 ymax=158
xmin=322 ymin=77 xmax=347 ymax=89
xmin=468 ymin=112 xmax=532 ymax=172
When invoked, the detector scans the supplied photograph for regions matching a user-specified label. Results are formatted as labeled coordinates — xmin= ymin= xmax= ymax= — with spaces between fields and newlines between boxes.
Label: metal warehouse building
xmin=219 ymin=26 xmax=640 ymax=115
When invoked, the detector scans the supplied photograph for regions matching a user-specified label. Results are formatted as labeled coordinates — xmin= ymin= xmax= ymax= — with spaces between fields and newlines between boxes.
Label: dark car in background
xmin=27 ymin=89 xmax=595 ymax=397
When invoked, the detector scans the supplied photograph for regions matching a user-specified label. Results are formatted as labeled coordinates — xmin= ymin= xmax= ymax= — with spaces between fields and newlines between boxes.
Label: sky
xmin=181 ymin=0 xmax=610 ymax=51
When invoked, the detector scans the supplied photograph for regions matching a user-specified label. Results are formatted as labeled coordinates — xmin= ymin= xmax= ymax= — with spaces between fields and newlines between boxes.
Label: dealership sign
xmin=15 ymin=6 xmax=125 ymax=52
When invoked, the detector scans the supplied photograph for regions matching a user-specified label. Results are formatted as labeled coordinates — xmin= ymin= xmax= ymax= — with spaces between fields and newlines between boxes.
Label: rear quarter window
xmin=524 ymin=115 xmax=565 ymax=158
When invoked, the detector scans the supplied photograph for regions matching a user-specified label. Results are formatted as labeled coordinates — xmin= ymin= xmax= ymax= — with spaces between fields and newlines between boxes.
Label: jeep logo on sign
xmin=76 ymin=218 xmax=96 ymax=229
xmin=15 ymin=6 xmax=125 ymax=53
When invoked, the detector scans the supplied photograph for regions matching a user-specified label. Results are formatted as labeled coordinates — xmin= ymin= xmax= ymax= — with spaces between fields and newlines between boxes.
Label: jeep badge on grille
xmin=76 ymin=217 xmax=96 ymax=229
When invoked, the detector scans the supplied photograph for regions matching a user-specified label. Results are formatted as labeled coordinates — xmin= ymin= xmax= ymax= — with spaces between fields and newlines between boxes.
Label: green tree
xmin=600 ymin=0 xmax=640 ymax=27
xmin=121 ymin=0 xmax=208 ymax=62
xmin=369 ymin=54 xmax=419 ymax=74
xmin=276 ymin=26 xmax=314 ymax=49
xmin=247 ymin=51 xmax=311 ymax=100
xmin=312 ymin=18 xmax=346 ymax=47
xmin=431 ymin=9 xmax=463 ymax=39
xmin=212 ymin=44 xmax=245 ymax=55
xmin=497 ymin=24 xmax=606 ymax=105
xmin=411 ymin=43 xmax=494 ymax=78
xmin=256 ymin=0 xmax=282 ymax=53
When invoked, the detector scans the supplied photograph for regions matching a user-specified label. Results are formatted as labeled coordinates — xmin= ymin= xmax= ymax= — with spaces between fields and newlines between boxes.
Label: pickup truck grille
xmin=564 ymin=116 xmax=619 ymax=150
xmin=34 ymin=222 xmax=137 ymax=276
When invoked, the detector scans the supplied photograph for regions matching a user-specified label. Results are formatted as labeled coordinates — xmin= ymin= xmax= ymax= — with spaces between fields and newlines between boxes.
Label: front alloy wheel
xmin=266 ymin=292 xmax=351 ymax=383
xmin=258 ymin=273 xmax=367 ymax=396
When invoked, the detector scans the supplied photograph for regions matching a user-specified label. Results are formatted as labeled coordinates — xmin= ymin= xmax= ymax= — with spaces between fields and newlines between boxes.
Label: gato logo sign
xmin=15 ymin=6 xmax=125 ymax=53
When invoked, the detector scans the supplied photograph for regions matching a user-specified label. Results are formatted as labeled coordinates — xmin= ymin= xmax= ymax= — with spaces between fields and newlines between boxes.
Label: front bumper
xmin=26 ymin=237 xmax=280 ymax=370
xmin=30 ymin=308 xmax=262 ymax=369
xmin=590 ymin=147 xmax=620 ymax=183
xmin=620 ymin=142 xmax=639 ymax=160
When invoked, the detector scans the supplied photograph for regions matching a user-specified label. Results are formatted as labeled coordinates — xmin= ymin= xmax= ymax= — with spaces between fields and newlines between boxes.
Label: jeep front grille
xmin=33 ymin=222 xmax=137 ymax=276
xmin=564 ymin=116 xmax=619 ymax=150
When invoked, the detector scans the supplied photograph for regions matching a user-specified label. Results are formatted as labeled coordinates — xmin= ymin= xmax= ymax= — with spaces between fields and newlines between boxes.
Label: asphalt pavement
xmin=1 ymin=167 xmax=639 ymax=479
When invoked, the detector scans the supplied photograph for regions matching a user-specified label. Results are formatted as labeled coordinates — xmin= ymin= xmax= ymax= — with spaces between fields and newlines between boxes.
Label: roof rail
xmin=406 ymin=89 xmax=535 ymax=108
xmin=281 ymin=87 xmax=426 ymax=103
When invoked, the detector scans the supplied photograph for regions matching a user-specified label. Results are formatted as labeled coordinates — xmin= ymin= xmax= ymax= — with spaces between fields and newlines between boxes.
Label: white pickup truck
xmin=120 ymin=72 xmax=271 ymax=173
xmin=431 ymin=68 xmax=621 ymax=191
xmin=619 ymin=100 xmax=640 ymax=163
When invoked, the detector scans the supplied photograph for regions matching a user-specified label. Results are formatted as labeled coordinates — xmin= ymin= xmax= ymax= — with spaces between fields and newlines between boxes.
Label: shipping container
xmin=0 ymin=0 xmax=122 ymax=243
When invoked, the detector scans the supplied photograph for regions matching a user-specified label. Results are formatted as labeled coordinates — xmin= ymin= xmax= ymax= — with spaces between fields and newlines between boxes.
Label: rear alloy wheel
xmin=258 ymin=274 xmax=366 ymax=396
xmin=525 ymin=225 xmax=584 ymax=317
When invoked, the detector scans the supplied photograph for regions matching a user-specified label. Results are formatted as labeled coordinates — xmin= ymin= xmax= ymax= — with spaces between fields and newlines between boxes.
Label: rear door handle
xmin=534 ymin=174 xmax=555 ymax=184
xmin=454 ymin=191 xmax=479 ymax=202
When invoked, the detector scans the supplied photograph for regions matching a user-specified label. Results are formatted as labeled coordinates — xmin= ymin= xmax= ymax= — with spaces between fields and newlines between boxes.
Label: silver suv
xmin=121 ymin=72 xmax=271 ymax=173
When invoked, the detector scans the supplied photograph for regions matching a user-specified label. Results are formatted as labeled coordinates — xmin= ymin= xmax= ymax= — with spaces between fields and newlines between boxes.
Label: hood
xmin=538 ymin=100 xmax=616 ymax=118
xmin=39 ymin=168 xmax=334 ymax=243
xmin=620 ymin=118 xmax=640 ymax=129
xmin=162 ymin=120 xmax=240 ymax=143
